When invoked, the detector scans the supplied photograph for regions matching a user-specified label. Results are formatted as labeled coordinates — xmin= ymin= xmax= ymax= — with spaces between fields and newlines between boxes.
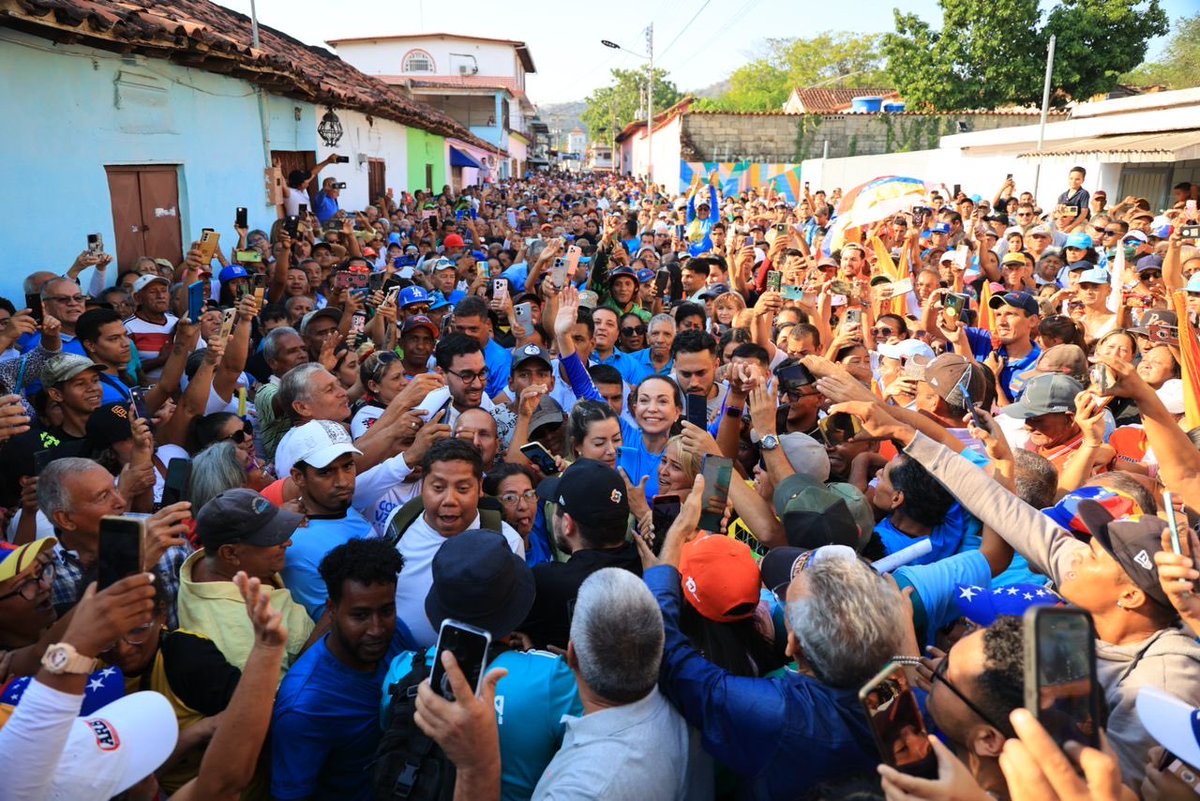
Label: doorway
xmin=271 ymin=150 xmax=318 ymax=205
xmin=105 ymin=166 xmax=183 ymax=270
xmin=367 ymin=158 xmax=386 ymax=205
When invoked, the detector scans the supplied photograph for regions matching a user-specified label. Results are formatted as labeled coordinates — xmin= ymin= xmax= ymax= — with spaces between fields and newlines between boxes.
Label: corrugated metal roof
xmin=1017 ymin=130 xmax=1200 ymax=162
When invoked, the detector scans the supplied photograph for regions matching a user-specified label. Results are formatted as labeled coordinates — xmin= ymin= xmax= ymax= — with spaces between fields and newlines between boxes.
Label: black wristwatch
xmin=724 ymin=406 xmax=743 ymax=419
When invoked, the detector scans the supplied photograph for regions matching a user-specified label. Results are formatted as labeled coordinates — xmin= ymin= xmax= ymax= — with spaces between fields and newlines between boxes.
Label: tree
xmin=882 ymin=0 xmax=1168 ymax=111
xmin=1123 ymin=13 xmax=1200 ymax=89
xmin=711 ymin=32 xmax=890 ymax=112
xmin=581 ymin=68 xmax=682 ymax=145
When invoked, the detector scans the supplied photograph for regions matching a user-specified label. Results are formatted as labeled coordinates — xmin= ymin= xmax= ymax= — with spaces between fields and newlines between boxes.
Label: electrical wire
xmin=666 ymin=0 xmax=763 ymax=71
xmin=656 ymin=0 xmax=713 ymax=61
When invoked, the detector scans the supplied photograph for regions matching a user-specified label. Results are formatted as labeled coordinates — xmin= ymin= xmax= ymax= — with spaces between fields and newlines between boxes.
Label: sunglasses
xmin=1140 ymin=272 xmax=1162 ymax=283
xmin=222 ymin=422 xmax=254 ymax=444
xmin=622 ymin=325 xmax=647 ymax=336
xmin=872 ymin=327 xmax=898 ymax=337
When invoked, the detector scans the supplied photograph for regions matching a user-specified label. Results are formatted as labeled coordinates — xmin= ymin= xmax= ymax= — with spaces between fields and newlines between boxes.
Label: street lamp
xmin=599 ymin=25 xmax=654 ymax=187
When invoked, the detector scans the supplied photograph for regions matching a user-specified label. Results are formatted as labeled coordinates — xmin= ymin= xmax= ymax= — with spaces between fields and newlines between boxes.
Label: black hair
xmin=730 ymin=342 xmax=769 ymax=366
xmin=421 ymin=437 xmax=484 ymax=480
xmin=453 ymin=295 xmax=489 ymax=320
xmin=591 ymin=305 xmax=619 ymax=323
xmin=574 ymin=306 xmax=595 ymax=337
xmin=1070 ymin=166 xmax=1087 ymax=177
xmin=683 ymin=258 xmax=711 ymax=277
xmin=434 ymin=332 xmax=483 ymax=371
xmin=678 ymin=601 xmax=785 ymax=678
xmin=888 ymin=453 xmax=955 ymax=528
xmin=482 ymin=461 xmax=537 ymax=497
xmin=287 ymin=169 xmax=311 ymax=189
xmin=718 ymin=328 xmax=753 ymax=359
xmin=789 ymin=322 xmax=822 ymax=347
xmin=1037 ymin=315 xmax=1086 ymax=349
xmin=319 ymin=537 xmax=404 ymax=607
xmin=188 ymin=412 xmax=243 ymax=453
xmin=876 ymin=313 xmax=909 ymax=339
xmin=76 ymin=308 xmax=124 ymax=347
xmin=564 ymin=399 xmax=619 ymax=457
xmin=260 ymin=303 xmax=288 ymax=324
xmin=0 ymin=297 xmax=15 ymax=316
xmin=671 ymin=329 xmax=717 ymax=359
xmin=587 ymin=363 xmax=623 ymax=387
xmin=976 ymin=615 xmax=1025 ymax=737
xmin=940 ymin=209 xmax=962 ymax=226
xmin=673 ymin=302 xmax=706 ymax=328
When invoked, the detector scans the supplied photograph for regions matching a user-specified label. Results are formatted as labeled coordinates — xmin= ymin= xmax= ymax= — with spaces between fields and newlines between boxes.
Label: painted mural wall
xmin=680 ymin=162 xmax=805 ymax=202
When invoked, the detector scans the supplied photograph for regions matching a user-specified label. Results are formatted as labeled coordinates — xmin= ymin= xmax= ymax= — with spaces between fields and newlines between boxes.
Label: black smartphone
xmin=98 ymin=516 xmax=145 ymax=590
xmin=430 ymin=619 xmax=491 ymax=701
xmin=284 ymin=214 xmax=300 ymax=238
xmin=161 ymin=458 xmax=191 ymax=508
xmin=819 ymin=412 xmax=862 ymax=447
xmin=952 ymin=183 xmax=961 ymax=197
xmin=674 ymin=224 xmax=685 ymax=239
xmin=1023 ymin=607 xmax=1101 ymax=750
xmin=655 ymin=269 xmax=670 ymax=299
xmin=942 ymin=292 xmax=969 ymax=318
xmin=334 ymin=155 xmax=350 ymax=164
xmin=958 ymin=376 xmax=988 ymax=430
xmin=1181 ymin=225 xmax=1200 ymax=239
xmin=25 ymin=292 xmax=43 ymax=325
xmin=299 ymin=203 xmax=308 ymax=218
xmin=776 ymin=362 xmax=816 ymax=388
xmin=698 ymin=454 xmax=733 ymax=533
xmin=129 ymin=386 xmax=152 ymax=423
xmin=685 ymin=392 xmax=708 ymax=429
xmin=187 ymin=281 xmax=206 ymax=323
xmin=33 ymin=447 xmax=61 ymax=476
xmin=651 ymin=495 xmax=681 ymax=555
xmin=1006 ymin=173 xmax=1013 ymax=181
xmin=859 ymin=662 xmax=938 ymax=779
xmin=1164 ymin=490 xmax=1185 ymax=557
xmin=235 ymin=206 xmax=248 ymax=228
xmin=520 ymin=442 xmax=560 ymax=475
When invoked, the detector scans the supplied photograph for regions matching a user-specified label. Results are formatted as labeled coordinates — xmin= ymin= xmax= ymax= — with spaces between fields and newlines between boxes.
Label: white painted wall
xmin=316 ymin=110 xmax=408 ymax=211
xmin=332 ymin=38 xmax=523 ymax=83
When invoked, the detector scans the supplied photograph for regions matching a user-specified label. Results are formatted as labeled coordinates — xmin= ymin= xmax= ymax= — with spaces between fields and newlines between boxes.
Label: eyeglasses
xmin=46 ymin=294 xmax=86 ymax=305
xmin=1103 ymin=229 xmax=1122 ymax=236
xmin=122 ymin=621 xmax=158 ymax=645
xmin=872 ymin=327 xmax=898 ymax=337
xmin=370 ymin=351 xmax=400 ymax=382
xmin=498 ymin=489 xmax=537 ymax=506
xmin=405 ymin=304 xmax=431 ymax=314
xmin=622 ymin=326 xmax=646 ymax=336
xmin=0 ymin=560 xmax=56 ymax=603
xmin=931 ymin=653 xmax=1012 ymax=735
xmin=446 ymin=367 xmax=489 ymax=386
xmin=1016 ymin=212 xmax=1034 ymax=218
xmin=222 ymin=422 xmax=254 ymax=444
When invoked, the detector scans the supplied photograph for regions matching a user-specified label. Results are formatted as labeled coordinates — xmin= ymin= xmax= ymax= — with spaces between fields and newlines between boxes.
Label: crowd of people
xmin=1 ymin=161 xmax=1200 ymax=801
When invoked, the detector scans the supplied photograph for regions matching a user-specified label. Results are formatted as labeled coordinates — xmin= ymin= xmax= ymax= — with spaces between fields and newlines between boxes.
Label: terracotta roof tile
xmin=790 ymin=87 xmax=901 ymax=113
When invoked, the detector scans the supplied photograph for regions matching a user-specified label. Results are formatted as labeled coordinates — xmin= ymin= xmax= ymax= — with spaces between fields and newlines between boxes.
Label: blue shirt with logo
xmin=963 ymin=328 xmax=1042 ymax=402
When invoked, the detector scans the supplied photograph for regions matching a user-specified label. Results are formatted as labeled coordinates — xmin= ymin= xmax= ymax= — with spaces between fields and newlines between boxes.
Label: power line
xmin=667 ymin=0 xmax=763 ymax=71
xmin=657 ymin=0 xmax=713 ymax=61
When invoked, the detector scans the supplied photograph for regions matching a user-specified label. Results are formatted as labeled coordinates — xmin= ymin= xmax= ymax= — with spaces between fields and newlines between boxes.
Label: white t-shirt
xmin=388 ymin=510 xmax=524 ymax=648
xmin=283 ymin=186 xmax=307 ymax=217
xmin=351 ymin=404 xmax=385 ymax=440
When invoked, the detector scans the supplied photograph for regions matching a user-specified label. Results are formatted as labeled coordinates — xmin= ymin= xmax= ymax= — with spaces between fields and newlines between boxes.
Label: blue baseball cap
xmin=1186 ymin=274 xmax=1200 ymax=294
xmin=388 ymin=232 xmax=402 ymax=245
xmin=1136 ymin=254 xmax=1164 ymax=273
xmin=931 ymin=222 xmax=951 ymax=235
xmin=218 ymin=265 xmax=250 ymax=283
xmin=1064 ymin=232 xmax=1093 ymax=250
xmin=636 ymin=268 xmax=656 ymax=284
xmin=987 ymin=290 xmax=1039 ymax=316
xmin=471 ymin=249 xmax=488 ymax=262
xmin=429 ymin=295 xmax=452 ymax=311
xmin=398 ymin=286 xmax=431 ymax=308
xmin=1076 ymin=267 xmax=1110 ymax=286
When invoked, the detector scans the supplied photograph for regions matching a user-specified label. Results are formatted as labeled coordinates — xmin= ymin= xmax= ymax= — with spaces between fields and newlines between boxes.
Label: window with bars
xmin=403 ymin=50 xmax=434 ymax=73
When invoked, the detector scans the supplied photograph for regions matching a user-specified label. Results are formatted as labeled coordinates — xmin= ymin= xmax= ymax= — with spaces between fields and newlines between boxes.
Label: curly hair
xmin=319 ymin=538 xmax=404 ymax=607
xmin=977 ymin=615 xmax=1025 ymax=737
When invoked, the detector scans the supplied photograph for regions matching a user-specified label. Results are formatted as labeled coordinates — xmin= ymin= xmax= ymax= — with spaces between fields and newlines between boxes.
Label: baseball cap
xmin=1136 ymin=254 xmax=1164 ymax=272
xmin=1001 ymin=251 xmax=1028 ymax=267
xmin=195 ymin=488 xmax=303 ymax=551
xmin=443 ymin=233 xmax=465 ymax=249
xmin=578 ymin=290 xmax=600 ymax=309
xmin=922 ymin=353 xmax=988 ymax=407
xmin=1042 ymin=485 xmax=1142 ymax=539
xmin=430 ymin=257 xmax=457 ymax=272
xmin=388 ymin=232 xmax=402 ymax=245
xmin=1004 ymin=226 xmax=1024 ymax=239
xmin=400 ymin=314 xmax=439 ymax=338
xmin=405 ymin=245 xmax=419 ymax=254
xmin=132 ymin=274 xmax=168 ymax=294
xmin=536 ymin=458 xmax=629 ymax=531
xmin=1029 ymin=224 xmax=1052 ymax=237
xmin=1136 ymin=687 xmax=1200 ymax=772
xmin=1123 ymin=230 xmax=1148 ymax=244
xmin=286 ymin=420 xmax=363 ymax=470
xmin=41 ymin=354 xmax=103 ymax=387
xmin=218 ymin=265 xmax=250 ymax=284
xmin=773 ymin=473 xmax=863 ymax=550
xmin=608 ymin=266 xmax=638 ymax=286
xmin=1033 ymin=344 xmax=1088 ymax=384
xmin=398 ymin=285 xmax=431 ymax=308
xmin=759 ymin=543 xmax=860 ymax=595
xmin=1130 ymin=307 xmax=1177 ymax=335
xmin=528 ymin=396 xmax=566 ymax=436
xmin=1076 ymin=267 xmax=1110 ymax=286
xmin=930 ymin=222 xmax=951 ymax=235
xmin=1067 ymin=259 xmax=1094 ymax=274
xmin=86 ymin=402 xmax=134 ymax=448
xmin=678 ymin=535 xmax=761 ymax=623
xmin=987 ymin=290 xmax=1039 ymax=316
xmin=0 ymin=537 xmax=56 ymax=583
xmin=424 ymin=529 xmax=536 ymax=639
xmin=636 ymin=268 xmax=656 ymax=284
xmin=876 ymin=339 xmax=935 ymax=363
xmin=299 ymin=307 xmax=342 ymax=335
xmin=511 ymin=343 xmax=552 ymax=370
xmin=956 ymin=583 xmax=1064 ymax=627
xmin=1064 ymin=232 xmax=1093 ymax=250
xmin=1000 ymin=373 xmax=1083 ymax=419
xmin=1077 ymin=499 xmax=1172 ymax=609
xmin=699 ymin=283 xmax=730 ymax=300
xmin=780 ymin=432 xmax=831 ymax=482
xmin=429 ymin=295 xmax=452 ymax=312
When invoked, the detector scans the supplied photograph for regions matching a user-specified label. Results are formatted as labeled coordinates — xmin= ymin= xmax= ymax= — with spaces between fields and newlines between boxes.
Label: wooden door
xmin=105 ymin=166 xmax=182 ymax=270
xmin=368 ymin=158 xmax=386 ymax=204
xmin=271 ymin=150 xmax=318 ymax=203
xmin=424 ymin=163 xmax=434 ymax=193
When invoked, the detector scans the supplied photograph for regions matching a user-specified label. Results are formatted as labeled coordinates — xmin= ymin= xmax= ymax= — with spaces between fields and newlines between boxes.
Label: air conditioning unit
xmin=458 ymin=64 xmax=476 ymax=76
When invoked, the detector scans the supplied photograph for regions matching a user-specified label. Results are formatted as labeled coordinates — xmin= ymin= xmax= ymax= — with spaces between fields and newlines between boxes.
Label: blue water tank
xmin=850 ymin=96 xmax=883 ymax=113
xmin=883 ymin=102 xmax=907 ymax=113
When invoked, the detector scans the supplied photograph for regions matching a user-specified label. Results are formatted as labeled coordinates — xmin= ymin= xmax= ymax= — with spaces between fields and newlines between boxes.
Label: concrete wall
xmin=681 ymin=112 xmax=1049 ymax=163
xmin=333 ymin=38 xmax=523 ymax=84
xmin=315 ymin=110 xmax=409 ymax=212
xmin=407 ymin=129 xmax=448 ymax=192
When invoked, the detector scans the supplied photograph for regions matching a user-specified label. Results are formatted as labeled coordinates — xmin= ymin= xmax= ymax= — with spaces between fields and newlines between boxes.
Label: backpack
xmin=373 ymin=656 xmax=455 ymax=801
xmin=383 ymin=495 xmax=505 ymax=547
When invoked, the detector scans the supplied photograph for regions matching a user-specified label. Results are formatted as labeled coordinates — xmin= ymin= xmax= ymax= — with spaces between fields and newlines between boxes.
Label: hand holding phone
xmin=98 ymin=516 xmax=146 ymax=589
xmin=698 ymin=455 xmax=733 ymax=533
xmin=860 ymin=663 xmax=938 ymax=778
xmin=1023 ymin=607 xmax=1101 ymax=750
xmin=430 ymin=620 xmax=491 ymax=701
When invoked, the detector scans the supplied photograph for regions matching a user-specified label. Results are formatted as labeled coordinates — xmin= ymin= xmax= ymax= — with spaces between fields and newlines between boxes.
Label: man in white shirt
xmin=384 ymin=437 xmax=523 ymax=648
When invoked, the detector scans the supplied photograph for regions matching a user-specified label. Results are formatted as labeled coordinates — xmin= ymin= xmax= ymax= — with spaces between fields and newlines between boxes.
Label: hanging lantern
xmin=317 ymin=108 xmax=343 ymax=147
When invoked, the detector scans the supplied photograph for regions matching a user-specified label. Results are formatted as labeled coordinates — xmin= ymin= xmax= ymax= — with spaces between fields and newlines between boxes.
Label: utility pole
xmin=1032 ymin=35 xmax=1056 ymax=202
xmin=646 ymin=23 xmax=654 ymax=190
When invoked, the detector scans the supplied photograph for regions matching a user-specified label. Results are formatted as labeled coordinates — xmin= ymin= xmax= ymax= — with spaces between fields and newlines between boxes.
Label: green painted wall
xmin=406 ymin=129 xmax=447 ymax=193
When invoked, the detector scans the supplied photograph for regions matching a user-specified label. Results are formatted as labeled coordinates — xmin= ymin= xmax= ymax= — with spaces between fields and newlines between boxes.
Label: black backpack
xmin=383 ymin=495 xmax=504 ymax=547
xmin=373 ymin=656 xmax=455 ymax=801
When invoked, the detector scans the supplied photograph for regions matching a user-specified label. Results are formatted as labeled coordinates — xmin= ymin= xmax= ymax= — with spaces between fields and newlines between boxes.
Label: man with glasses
xmin=452 ymin=295 xmax=510 ymax=399
xmin=24 ymin=277 xmax=89 ymax=357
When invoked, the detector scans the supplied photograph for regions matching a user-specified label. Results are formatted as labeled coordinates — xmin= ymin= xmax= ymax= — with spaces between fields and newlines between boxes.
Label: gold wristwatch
xmin=41 ymin=643 xmax=98 ymax=675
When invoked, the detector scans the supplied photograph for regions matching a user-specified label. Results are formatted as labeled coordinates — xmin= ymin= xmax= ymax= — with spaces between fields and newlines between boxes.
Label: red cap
xmin=678 ymin=535 xmax=761 ymax=622
xmin=443 ymin=233 xmax=465 ymax=249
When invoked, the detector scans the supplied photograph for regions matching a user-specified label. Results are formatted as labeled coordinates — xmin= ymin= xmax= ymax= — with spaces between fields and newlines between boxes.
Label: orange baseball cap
xmin=678 ymin=535 xmax=761 ymax=623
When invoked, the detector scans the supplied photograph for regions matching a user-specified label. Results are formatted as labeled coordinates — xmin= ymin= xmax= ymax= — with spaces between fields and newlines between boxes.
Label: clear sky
xmin=214 ymin=0 xmax=1190 ymax=105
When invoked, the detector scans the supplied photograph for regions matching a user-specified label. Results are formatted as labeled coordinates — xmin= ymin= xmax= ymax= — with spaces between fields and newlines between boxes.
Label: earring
xmin=1116 ymin=601 xmax=1124 ymax=609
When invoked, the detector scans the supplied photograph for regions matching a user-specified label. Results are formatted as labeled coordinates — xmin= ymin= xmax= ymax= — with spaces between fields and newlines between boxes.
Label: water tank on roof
xmin=882 ymin=102 xmax=906 ymax=113
xmin=850 ymin=96 xmax=883 ymax=113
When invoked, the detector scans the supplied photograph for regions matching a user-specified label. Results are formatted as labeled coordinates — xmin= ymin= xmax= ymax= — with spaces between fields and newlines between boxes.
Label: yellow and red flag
xmin=1171 ymin=290 xmax=1200 ymax=429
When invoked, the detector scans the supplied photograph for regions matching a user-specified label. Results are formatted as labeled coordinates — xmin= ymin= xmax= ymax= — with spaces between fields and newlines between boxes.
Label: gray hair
xmin=648 ymin=313 xmax=675 ymax=333
xmin=284 ymin=295 xmax=310 ymax=314
xmin=38 ymin=458 xmax=108 ymax=520
xmin=40 ymin=277 xmax=77 ymax=301
xmin=278 ymin=363 xmax=327 ymax=421
xmin=24 ymin=271 xmax=57 ymax=296
xmin=189 ymin=441 xmax=246 ymax=512
xmin=569 ymin=568 xmax=663 ymax=703
xmin=787 ymin=555 xmax=906 ymax=689
xmin=262 ymin=326 xmax=300 ymax=364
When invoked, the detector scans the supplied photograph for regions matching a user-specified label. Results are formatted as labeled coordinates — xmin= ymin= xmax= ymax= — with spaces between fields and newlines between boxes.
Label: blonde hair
xmin=665 ymin=435 xmax=702 ymax=482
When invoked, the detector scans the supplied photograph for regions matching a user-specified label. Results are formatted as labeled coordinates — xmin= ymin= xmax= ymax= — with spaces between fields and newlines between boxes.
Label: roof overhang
xmin=1017 ymin=130 xmax=1200 ymax=163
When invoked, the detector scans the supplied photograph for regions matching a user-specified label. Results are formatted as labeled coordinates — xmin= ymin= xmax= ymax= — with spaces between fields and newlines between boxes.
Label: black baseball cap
xmin=1077 ymin=500 xmax=1171 ymax=609
xmin=424 ymin=529 xmax=535 ymax=638
xmin=195 ymin=489 xmax=303 ymax=551
xmin=537 ymin=458 xmax=629 ymax=530
xmin=86 ymin=402 xmax=134 ymax=450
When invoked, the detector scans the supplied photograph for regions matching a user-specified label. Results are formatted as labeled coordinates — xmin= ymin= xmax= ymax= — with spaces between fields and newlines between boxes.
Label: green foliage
xmin=581 ymin=68 xmax=682 ymax=143
xmin=714 ymin=32 xmax=890 ymax=112
xmin=1123 ymin=13 xmax=1200 ymax=88
xmin=882 ymin=0 xmax=1168 ymax=111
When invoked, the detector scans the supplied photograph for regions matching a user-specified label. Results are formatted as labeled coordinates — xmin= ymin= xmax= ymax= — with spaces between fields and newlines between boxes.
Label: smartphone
xmin=492 ymin=279 xmax=509 ymax=302
xmin=650 ymin=495 xmax=681 ymax=555
xmin=252 ymin=272 xmax=267 ymax=304
xmin=766 ymin=270 xmax=783 ymax=293
xmin=889 ymin=277 xmax=913 ymax=296
xmin=830 ymin=279 xmax=856 ymax=297
xmin=350 ymin=311 xmax=367 ymax=337
xmin=942 ymin=292 xmax=969 ymax=318
xmin=32 ymin=447 xmax=62 ymax=476
xmin=698 ymin=454 xmax=733 ymax=533
xmin=129 ymin=386 xmax=152 ymax=422
xmin=520 ymin=442 xmax=560 ymax=475
xmin=298 ymin=203 xmax=308 ymax=218
xmin=284 ymin=214 xmax=300 ymax=237
xmin=385 ymin=286 xmax=402 ymax=309
xmin=958 ymin=375 xmax=989 ymax=431
xmin=1024 ymin=607 xmax=1101 ymax=749
xmin=1181 ymin=225 xmax=1200 ymax=239
xmin=1062 ymin=205 xmax=1079 ymax=216
xmin=818 ymin=412 xmax=862 ymax=447
xmin=1187 ymin=199 xmax=1197 ymax=217
xmin=234 ymin=249 xmax=262 ymax=263
xmin=506 ymin=209 xmax=518 ymax=228
xmin=235 ymin=206 xmax=248 ymax=228
xmin=774 ymin=222 xmax=787 ymax=234
xmin=87 ymin=233 xmax=103 ymax=256
xmin=952 ymin=183 xmax=961 ymax=198
xmin=334 ymin=155 xmax=350 ymax=164
xmin=160 ymin=458 xmax=192 ymax=507
xmin=25 ymin=292 xmax=43 ymax=325
xmin=684 ymin=392 xmax=708 ymax=429
xmin=550 ymin=258 xmax=569 ymax=290
xmin=781 ymin=284 xmax=805 ymax=301
xmin=1165 ymin=490 xmax=1184 ymax=556
xmin=776 ymin=361 xmax=816 ymax=389
xmin=844 ymin=308 xmax=862 ymax=328
xmin=1089 ymin=363 xmax=1115 ymax=394
xmin=98 ymin=516 xmax=145 ymax=589
xmin=655 ymin=269 xmax=670 ymax=299
xmin=1006 ymin=173 xmax=1013 ymax=181
xmin=566 ymin=244 xmax=583 ymax=275
xmin=429 ymin=619 xmax=491 ymax=701
xmin=218 ymin=308 xmax=236 ymax=341
xmin=187 ymin=281 xmax=206 ymax=322
xmin=859 ymin=662 xmax=938 ymax=778
xmin=674 ymin=223 xmax=685 ymax=239
xmin=912 ymin=207 xmax=929 ymax=227
xmin=427 ymin=396 xmax=453 ymax=424
xmin=514 ymin=302 xmax=533 ymax=330
xmin=197 ymin=228 xmax=220 ymax=264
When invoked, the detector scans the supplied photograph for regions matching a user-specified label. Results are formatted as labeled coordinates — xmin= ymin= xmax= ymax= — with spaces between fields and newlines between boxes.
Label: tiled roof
xmin=790 ymin=87 xmax=901 ymax=113
xmin=688 ymin=109 xmax=1064 ymax=118
xmin=0 ymin=0 xmax=503 ymax=153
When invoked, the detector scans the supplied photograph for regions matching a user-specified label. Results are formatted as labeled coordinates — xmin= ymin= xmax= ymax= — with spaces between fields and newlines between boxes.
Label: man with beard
xmin=272 ymin=538 xmax=405 ymax=801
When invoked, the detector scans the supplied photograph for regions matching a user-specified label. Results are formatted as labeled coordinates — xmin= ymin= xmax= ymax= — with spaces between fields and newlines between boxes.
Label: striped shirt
xmin=124 ymin=313 xmax=178 ymax=381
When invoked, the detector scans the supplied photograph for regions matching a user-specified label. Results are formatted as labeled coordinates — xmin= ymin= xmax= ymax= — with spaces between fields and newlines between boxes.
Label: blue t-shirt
xmin=501 ymin=262 xmax=530 ymax=293
xmin=591 ymin=349 xmax=639 ymax=385
xmin=484 ymin=337 xmax=514 ymax=400
xmin=963 ymin=328 xmax=1042 ymax=402
xmin=272 ymin=635 xmax=400 ymax=801
xmin=99 ymin=372 xmax=132 ymax=405
xmin=617 ymin=418 xmax=665 ymax=500
xmin=381 ymin=647 xmax=582 ymax=801
xmin=314 ymin=191 xmax=340 ymax=224
xmin=626 ymin=348 xmax=673 ymax=386
xmin=281 ymin=511 xmax=376 ymax=620
xmin=894 ymin=549 xmax=992 ymax=647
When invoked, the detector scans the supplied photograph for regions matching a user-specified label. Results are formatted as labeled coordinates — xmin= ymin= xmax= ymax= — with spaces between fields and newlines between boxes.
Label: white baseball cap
xmin=131 ymin=274 xmax=168 ymax=294
xmin=1137 ymin=686 xmax=1200 ymax=770
xmin=46 ymin=691 xmax=178 ymax=800
xmin=275 ymin=420 xmax=362 ymax=476
xmin=877 ymin=339 xmax=936 ymax=362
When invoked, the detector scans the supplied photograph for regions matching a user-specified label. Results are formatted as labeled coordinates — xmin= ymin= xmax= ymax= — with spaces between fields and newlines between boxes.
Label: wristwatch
xmin=760 ymin=434 xmax=780 ymax=451
xmin=41 ymin=643 xmax=98 ymax=675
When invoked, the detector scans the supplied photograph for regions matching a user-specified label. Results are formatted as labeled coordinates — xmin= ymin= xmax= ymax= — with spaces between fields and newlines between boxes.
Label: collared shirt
xmin=627 ymin=348 xmax=673 ymax=386
xmin=49 ymin=541 xmax=89 ymax=617
xmin=591 ymin=348 xmax=639 ymax=385
xmin=963 ymin=328 xmax=1042 ymax=402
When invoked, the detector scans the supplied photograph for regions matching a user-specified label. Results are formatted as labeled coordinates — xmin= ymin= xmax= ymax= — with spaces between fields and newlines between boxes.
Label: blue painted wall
xmin=0 ymin=30 xmax=317 ymax=303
